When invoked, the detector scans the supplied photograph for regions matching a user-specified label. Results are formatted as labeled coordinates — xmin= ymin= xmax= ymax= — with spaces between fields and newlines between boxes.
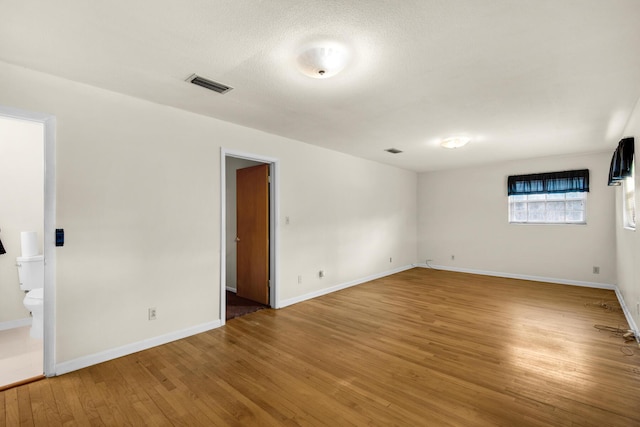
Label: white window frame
xmin=508 ymin=192 xmax=587 ymax=225
xmin=623 ymin=163 xmax=636 ymax=230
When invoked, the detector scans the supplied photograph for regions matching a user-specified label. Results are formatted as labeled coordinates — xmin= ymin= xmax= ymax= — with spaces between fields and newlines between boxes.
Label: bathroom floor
xmin=0 ymin=326 xmax=42 ymax=388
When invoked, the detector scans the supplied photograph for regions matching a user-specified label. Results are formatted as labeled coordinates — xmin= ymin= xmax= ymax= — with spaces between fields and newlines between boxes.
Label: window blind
xmin=507 ymin=169 xmax=589 ymax=196
xmin=608 ymin=137 xmax=634 ymax=186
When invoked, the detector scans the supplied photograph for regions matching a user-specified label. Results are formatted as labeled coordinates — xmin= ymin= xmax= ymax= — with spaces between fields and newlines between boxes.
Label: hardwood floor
xmin=2 ymin=268 xmax=639 ymax=426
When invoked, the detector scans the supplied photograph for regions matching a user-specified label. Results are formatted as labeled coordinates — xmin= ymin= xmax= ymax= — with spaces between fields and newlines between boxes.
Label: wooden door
xmin=236 ymin=164 xmax=269 ymax=305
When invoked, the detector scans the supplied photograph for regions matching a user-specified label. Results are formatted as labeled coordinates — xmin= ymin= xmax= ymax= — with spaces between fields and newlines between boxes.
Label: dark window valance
xmin=508 ymin=169 xmax=589 ymax=196
xmin=608 ymin=137 xmax=634 ymax=186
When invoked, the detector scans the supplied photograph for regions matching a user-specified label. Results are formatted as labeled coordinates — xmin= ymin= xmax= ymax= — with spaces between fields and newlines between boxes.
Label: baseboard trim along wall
xmin=278 ymin=264 xmax=415 ymax=309
xmin=53 ymin=262 xmax=638 ymax=376
xmin=54 ymin=266 xmax=412 ymax=376
xmin=0 ymin=317 xmax=32 ymax=331
xmin=417 ymin=263 xmax=616 ymax=290
xmin=615 ymin=287 xmax=640 ymax=337
xmin=54 ymin=319 xmax=222 ymax=376
xmin=417 ymin=263 xmax=639 ymax=337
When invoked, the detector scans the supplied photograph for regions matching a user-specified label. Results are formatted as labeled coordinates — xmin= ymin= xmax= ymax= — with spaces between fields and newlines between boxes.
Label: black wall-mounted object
xmin=608 ymin=137 xmax=634 ymax=186
xmin=56 ymin=229 xmax=64 ymax=247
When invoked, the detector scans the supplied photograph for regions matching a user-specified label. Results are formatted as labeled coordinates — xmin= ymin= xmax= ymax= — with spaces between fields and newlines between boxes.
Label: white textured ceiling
xmin=2 ymin=0 xmax=640 ymax=172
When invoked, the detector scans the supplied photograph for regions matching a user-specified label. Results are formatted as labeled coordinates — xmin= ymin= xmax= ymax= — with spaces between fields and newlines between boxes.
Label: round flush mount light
xmin=440 ymin=136 xmax=471 ymax=149
xmin=297 ymin=42 xmax=349 ymax=79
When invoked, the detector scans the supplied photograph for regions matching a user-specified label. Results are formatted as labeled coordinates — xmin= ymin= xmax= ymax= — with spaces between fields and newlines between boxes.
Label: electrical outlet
xmin=593 ymin=266 xmax=600 ymax=274
xmin=389 ymin=257 xmax=392 ymax=263
xmin=148 ymin=308 xmax=157 ymax=320
xmin=298 ymin=275 xmax=302 ymax=284
xmin=451 ymin=255 xmax=455 ymax=261
xmin=319 ymin=270 xmax=325 ymax=278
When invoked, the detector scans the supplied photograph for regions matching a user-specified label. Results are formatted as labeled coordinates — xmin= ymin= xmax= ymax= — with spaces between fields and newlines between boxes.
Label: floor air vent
xmin=187 ymin=74 xmax=233 ymax=94
xmin=385 ymin=148 xmax=403 ymax=154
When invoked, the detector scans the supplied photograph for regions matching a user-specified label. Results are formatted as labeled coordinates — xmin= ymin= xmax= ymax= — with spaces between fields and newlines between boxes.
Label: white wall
xmin=418 ymin=151 xmax=616 ymax=285
xmin=225 ymin=157 xmax=263 ymax=292
xmin=0 ymin=60 xmax=417 ymax=366
xmin=278 ymin=144 xmax=417 ymax=302
xmin=616 ymin=96 xmax=640 ymax=332
xmin=0 ymin=117 xmax=44 ymax=326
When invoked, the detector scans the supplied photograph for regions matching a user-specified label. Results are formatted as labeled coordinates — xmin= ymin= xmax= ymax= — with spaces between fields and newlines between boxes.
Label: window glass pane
xmin=528 ymin=202 xmax=545 ymax=212
xmin=566 ymin=211 xmax=584 ymax=222
xmin=565 ymin=192 xmax=583 ymax=199
xmin=566 ymin=200 xmax=584 ymax=211
xmin=512 ymin=211 xmax=527 ymax=222
xmin=545 ymin=211 xmax=564 ymax=222
xmin=623 ymin=164 xmax=635 ymax=229
xmin=528 ymin=211 xmax=545 ymax=222
xmin=546 ymin=193 xmax=565 ymax=200
xmin=547 ymin=201 xmax=565 ymax=211
xmin=508 ymin=192 xmax=586 ymax=225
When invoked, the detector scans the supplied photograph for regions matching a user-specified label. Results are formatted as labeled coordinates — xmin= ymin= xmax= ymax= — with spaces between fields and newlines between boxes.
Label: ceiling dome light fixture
xmin=440 ymin=136 xmax=471 ymax=149
xmin=297 ymin=42 xmax=349 ymax=79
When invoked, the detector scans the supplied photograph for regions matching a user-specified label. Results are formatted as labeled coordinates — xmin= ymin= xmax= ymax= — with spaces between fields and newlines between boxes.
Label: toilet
xmin=16 ymin=255 xmax=44 ymax=339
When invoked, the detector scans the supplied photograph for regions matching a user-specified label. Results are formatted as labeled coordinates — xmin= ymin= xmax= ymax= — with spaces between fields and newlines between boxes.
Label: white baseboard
xmin=418 ymin=263 xmax=638 ymax=338
xmin=54 ymin=319 xmax=222 ymax=376
xmin=51 ymin=263 xmax=636 ymax=377
xmin=52 ymin=265 xmax=410 ymax=376
xmin=278 ymin=264 xmax=414 ymax=308
xmin=0 ymin=317 xmax=32 ymax=331
xmin=614 ymin=287 xmax=639 ymax=338
xmin=417 ymin=263 xmax=616 ymax=290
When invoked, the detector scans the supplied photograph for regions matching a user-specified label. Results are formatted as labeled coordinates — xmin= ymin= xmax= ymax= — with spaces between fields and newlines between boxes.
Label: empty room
xmin=1 ymin=1 xmax=640 ymax=425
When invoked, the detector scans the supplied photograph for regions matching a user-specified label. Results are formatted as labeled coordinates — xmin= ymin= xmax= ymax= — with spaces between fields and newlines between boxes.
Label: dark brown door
xmin=236 ymin=164 xmax=269 ymax=305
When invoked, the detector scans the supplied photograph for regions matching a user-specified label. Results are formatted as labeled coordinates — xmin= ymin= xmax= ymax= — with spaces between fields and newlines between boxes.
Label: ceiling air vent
xmin=385 ymin=148 xmax=403 ymax=154
xmin=187 ymin=74 xmax=233 ymax=94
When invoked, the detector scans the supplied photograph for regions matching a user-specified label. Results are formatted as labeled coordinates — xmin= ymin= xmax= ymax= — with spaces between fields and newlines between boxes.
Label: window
xmin=509 ymin=192 xmax=586 ymax=224
xmin=608 ymin=137 xmax=635 ymax=230
xmin=507 ymin=169 xmax=589 ymax=224
xmin=623 ymin=163 xmax=635 ymax=229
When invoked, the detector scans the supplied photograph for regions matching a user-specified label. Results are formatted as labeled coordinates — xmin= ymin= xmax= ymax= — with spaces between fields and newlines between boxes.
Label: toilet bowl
xmin=23 ymin=288 xmax=44 ymax=339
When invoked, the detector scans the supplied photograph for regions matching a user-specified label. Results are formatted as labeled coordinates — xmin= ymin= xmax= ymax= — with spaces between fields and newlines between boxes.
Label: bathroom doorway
xmin=221 ymin=150 xmax=279 ymax=323
xmin=0 ymin=106 xmax=56 ymax=388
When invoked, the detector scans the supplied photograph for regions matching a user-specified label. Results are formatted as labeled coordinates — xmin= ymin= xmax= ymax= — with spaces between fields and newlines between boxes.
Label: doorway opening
xmin=221 ymin=150 xmax=279 ymax=324
xmin=0 ymin=106 xmax=56 ymax=388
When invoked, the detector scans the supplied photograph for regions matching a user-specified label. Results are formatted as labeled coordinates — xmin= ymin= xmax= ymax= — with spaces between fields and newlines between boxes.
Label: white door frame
xmin=220 ymin=148 xmax=280 ymax=324
xmin=0 ymin=105 xmax=56 ymax=376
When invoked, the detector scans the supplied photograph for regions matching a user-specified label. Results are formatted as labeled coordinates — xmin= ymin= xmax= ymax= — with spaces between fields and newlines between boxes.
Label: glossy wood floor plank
xmin=2 ymin=268 xmax=640 ymax=426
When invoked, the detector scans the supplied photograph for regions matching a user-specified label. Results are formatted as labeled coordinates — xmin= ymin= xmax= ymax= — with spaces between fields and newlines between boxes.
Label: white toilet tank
xmin=16 ymin=255 xmax=44 ymax=291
